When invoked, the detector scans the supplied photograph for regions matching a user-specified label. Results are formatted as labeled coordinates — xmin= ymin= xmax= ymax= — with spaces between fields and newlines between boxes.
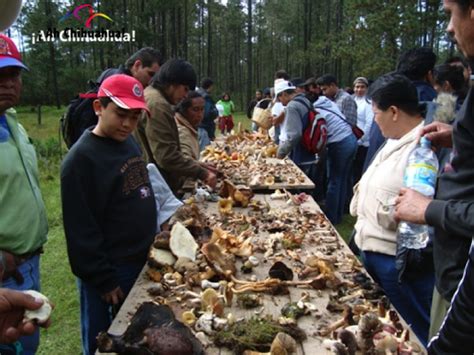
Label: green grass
xmin=14 ymin=108 xmax=355 ymax=354
xmin=16 ymin=106 xmax=82 ymax=355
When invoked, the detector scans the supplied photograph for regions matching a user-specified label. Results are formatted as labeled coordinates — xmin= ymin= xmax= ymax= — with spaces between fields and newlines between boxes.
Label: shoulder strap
xmin=315 ymin=104 xmax=351 ymax=127
xmin=292 ymin=96 xmax=314 ymax=113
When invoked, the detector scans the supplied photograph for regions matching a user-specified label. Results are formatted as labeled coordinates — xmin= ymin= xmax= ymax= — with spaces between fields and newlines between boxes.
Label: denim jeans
xmin=1 ymin=255 xmax=41 ymax=355
xmin=361 ymin=251 xmax=434 ymax=346
xmin=78 ymin=261 xmax=144 ymax=355
xmin=198 ymin=128 xmax=211 ymax=151
xmin=325 ymin=134 xmax=357 ymax=224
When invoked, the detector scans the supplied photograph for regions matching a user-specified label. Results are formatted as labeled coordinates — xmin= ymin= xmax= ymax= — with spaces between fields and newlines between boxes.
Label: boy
xmin=60 ymin=74 xmax=157 ymax=355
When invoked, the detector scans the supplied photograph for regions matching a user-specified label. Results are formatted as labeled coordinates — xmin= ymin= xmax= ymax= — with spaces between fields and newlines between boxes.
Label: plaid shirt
xmin=334 ymin=89 xmax=358 ymax=126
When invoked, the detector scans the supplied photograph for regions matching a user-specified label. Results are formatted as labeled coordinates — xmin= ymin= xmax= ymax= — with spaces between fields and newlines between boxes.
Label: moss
xmin=213 ymin=316 xmax=306 ymax=354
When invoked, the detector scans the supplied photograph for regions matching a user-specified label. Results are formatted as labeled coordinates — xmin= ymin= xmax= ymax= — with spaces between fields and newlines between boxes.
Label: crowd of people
xmin=1 ymin=0 xmax=474 ymax=354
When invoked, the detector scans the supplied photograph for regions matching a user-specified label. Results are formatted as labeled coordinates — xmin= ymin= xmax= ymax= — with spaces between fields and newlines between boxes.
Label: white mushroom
xmin=201 ymin=280 xmax=221 ymax=289
xmin=23 ymin=290 xmax=52 ymax=324
xmin=170 ymin=222 xmax=198 ymax=261
xmin=195 ymin=312 xmax=215 ymax=335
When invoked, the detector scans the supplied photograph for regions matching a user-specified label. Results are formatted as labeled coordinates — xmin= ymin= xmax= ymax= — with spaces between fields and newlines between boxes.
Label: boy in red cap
xmin=60 ymin=74 xmax=157 ymax=355
xmin=0 ymin=34 xmax=50 ymax=354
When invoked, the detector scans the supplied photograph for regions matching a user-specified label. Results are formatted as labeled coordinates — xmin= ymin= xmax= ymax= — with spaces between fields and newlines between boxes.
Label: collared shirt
xmin=334 ymin=89 xmax=358 ymax=126
xmin=0 ymin=109 xmax=48 ymax=254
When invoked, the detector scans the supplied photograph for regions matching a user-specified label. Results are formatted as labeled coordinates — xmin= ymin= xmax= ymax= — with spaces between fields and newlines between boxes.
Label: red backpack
xmin=293 ymin=97 xmax=328 ymax=154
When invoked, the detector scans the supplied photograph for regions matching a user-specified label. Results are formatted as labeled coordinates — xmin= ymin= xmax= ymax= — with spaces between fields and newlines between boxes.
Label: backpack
xmin=292 ymin=96 xmax=328 ymax=154
xmin=60 ymin=80 xmax=100 ymax=149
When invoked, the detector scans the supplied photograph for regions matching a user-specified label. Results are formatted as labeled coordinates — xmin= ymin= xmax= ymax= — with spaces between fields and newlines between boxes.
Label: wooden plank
xmin=100 ymin=193 xmax=423 ymax=354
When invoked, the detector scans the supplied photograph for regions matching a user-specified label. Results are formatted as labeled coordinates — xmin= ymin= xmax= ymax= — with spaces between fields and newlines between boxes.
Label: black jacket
xmin=428 ymin=242 xmax=474 ymax=354
xmin=61 ymin=131 xmax=157 ymax=293
xmin=425 ymin=87 xmax=474 ymax=301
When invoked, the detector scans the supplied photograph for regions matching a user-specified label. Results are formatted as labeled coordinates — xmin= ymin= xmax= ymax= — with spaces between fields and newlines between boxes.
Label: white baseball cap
xmin=274 ymin=79 xmax=296 ymax=96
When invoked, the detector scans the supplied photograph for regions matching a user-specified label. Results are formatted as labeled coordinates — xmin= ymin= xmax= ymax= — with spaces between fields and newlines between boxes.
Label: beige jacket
xmin=350 ymin=122 xmax=423 ymax=256
xmin=175 ymin=112 xmax=200 ymax=161
xmin=134 ymin=86 xmax=206 ymax=195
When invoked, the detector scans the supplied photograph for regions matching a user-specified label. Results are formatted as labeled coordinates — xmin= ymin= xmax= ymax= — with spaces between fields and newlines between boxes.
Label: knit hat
xmin=353 ymin=76 xmax=369 ymax=86
xmin=0 ymin=34 xmax=28 ymax=70
xmin=98 ymin=74 xmax=150 ymax=115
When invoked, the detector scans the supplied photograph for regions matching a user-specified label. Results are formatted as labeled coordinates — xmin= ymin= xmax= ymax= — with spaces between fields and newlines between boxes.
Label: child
xmin=216 ymin=92 xmax=235 ymax=134
xmin=60 ymin=74 xmax=157 ymax=355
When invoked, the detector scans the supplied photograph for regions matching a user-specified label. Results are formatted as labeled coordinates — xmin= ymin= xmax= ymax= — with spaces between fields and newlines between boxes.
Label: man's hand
xmin=203 ymin=170 xmax=217 ymax=189
xmin=394 ymin=188 xmax=432 ymax=224
xmin=0 ymin=251 xmax=24 ymax=284
xmin=101 ymin=287 xmax=124 ymax=305
xmin=272 ymin=111 xmax=285 ymax=126
xmin=0 ymin=288 xmax=47 ymax=343
xmin=420 ymin=122 xmax=453 ymax=149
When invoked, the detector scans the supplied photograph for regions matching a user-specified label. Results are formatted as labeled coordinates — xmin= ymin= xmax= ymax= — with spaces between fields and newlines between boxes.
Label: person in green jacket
xmin=216 ymin=92 xmax=235 ymax=135
xmin=0 ymin=34 xmax=48 ymax=355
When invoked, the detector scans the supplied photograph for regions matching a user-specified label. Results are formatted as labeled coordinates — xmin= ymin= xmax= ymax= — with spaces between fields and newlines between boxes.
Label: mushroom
xmin=169 ymin=222 xmax=198 ymax=262
xmin=319 ymin=306 xmax=355 ymax=337
xmin=23 ymin=290 xmax=52 ymax=324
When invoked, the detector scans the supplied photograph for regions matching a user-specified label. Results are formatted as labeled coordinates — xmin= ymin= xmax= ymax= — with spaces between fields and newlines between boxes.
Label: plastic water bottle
xmin=398 ymin=136 xmax=439 ymax=249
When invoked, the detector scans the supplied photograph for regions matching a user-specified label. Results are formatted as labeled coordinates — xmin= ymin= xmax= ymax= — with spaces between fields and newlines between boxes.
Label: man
xmin=197 ymin=78 xmax=219 ymax=150
xmin=352 ymin=76 xmax=374 ymax=183
xmin=394 ymin=0 xmax=474 ymax=346
xmin=246 ymin=89 xmax=263 ymax=119
xmin=275 ymin=79 xmax=316 ymax=174
xmin=135 ymin=59 xmax=217 ymax=197
xmin=316 ymin=74 xmax=358 ymax=126
xmin=0 ymin=34 xmax=48 ymax=355
xmin=97 ymin=47 xmax=163 ymax=87
xmin=397 ymin=47 xmax=438 ymax=102
xmin=61 ymin=74 xmax=157 ymax=355
xmin=303 ymin=77 xmax=322 ymax=103
xmin=67 ymin=47 xmax=163 ymax=148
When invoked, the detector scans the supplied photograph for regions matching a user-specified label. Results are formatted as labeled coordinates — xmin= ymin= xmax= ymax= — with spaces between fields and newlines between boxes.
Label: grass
xmin=14 ymin=107 xmax=355 ymax=354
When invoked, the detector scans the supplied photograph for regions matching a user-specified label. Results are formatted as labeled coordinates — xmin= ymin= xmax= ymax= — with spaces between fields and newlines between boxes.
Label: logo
xmin=31 ymin=3 xmax=135 ymax=44
xmin=140 ymin=186 xmax=151 ymax=199
xmin=0 ymin=38 xmax=11 ymax=55
xmin=60 ymin=4 xmax=113 ymax=28
xmin=133 ymin=84 xmax=142 ymax=97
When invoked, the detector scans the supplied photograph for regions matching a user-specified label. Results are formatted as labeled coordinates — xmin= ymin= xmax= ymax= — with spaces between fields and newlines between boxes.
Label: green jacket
xmin=0 ymin=109 xmax=48 ymax=254
xmin=134 ymin=87 xmax=207 ymax=195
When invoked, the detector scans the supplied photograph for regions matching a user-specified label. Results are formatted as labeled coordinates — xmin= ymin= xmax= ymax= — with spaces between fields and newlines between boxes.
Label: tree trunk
xmin=44 ymin=0 xmax=60 ymax=108
xmin=246 ymin=0 xmax=252 ymax=106
xmin=207 ymin=0 xmax=212 ymax=78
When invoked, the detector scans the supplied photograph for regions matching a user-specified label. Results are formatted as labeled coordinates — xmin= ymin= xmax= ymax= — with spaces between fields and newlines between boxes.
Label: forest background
xmin=6 ymin=1 xmax=456 ymax=352
xmin=13 ymin=0 xmax=453 ymax=110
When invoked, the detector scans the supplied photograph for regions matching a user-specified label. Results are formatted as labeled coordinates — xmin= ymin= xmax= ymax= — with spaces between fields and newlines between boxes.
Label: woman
xmin=133 ymin=59 xmax=216 ymax=196
xmin=350 ymin=73 xmax=434 ymax=346
xmin=175 ymin=91 xmax=205 ymax=160
xmin=216 ymin=92 xmax=235 ymax=135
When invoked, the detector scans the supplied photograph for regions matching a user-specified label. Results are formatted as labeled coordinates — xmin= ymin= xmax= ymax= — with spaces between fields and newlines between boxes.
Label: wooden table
xmin=98 ymin=194 xmax=423 ymax=354
xmin=184 ymin=157 xmax=315 ymax=192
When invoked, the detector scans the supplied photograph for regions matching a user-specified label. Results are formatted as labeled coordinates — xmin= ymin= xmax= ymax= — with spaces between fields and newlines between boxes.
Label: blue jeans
xmin=1 ymin=255 xmax=41 ymax=355
xmin=325 ymin=134 xmax=357 ymax=224
xmin=78 ymin=261 xmax=144 ymax=355
xmin=198 ymin=128 xmax=211 ymax=151
xmin=361 ymin=251 xmax=434 ymax=346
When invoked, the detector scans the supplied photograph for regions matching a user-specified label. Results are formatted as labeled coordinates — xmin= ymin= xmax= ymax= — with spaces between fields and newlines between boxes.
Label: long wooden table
xmin=98 ymin=194 xmax=423 ymax=354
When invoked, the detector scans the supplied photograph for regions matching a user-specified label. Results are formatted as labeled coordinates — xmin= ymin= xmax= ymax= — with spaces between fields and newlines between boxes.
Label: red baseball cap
xmin=0 ymin=34 xmax=28 ymax=70
xmin=98 ymin=74 xmax=149 ymax=115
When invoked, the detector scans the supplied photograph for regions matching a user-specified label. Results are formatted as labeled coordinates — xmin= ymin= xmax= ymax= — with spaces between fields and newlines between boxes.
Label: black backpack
xmin=60 ymin=80 xmax=100 ymax=148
